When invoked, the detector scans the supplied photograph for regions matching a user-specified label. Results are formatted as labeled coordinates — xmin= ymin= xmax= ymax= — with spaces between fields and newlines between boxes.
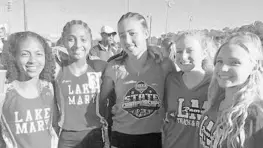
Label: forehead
xmin=176 ymin=36 xmax=201 ymax=48
xmin=217 ymin=44 xmax=250 ymax=60
xmin=19 ymin=37 xmax=44 ymax=52
xmin=118 ymin=17 xmax=144 ymax=32
xmin=67 ymin=24 xmax=89 ymax=37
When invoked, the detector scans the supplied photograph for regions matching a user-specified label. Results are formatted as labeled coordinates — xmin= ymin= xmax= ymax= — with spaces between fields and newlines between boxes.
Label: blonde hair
xmin=208 ymin=32 xmax=263 ymax=148
xmin=176 ymin=31 xmax=217 ymax=71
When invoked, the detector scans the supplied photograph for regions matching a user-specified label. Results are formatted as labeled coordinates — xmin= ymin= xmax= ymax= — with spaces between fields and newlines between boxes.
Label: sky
xmin=0 ymin=0 xmax=263 ymax=40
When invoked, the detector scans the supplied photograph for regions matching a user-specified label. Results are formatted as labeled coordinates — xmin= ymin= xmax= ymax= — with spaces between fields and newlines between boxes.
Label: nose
xmin=108 ymin=34 xmax=114 ymax=39
xmin=74 ymin=39 xmax=83 ymax=49
xmin=182 ymin=50 xmax=189 ymax=60
xmin=123 ymin=34 xmax=132 ymax=45
xmin=28 ymin=54 xmax=36 ymax=64
xmin=221 ymin=64 xmax=229 ymax=71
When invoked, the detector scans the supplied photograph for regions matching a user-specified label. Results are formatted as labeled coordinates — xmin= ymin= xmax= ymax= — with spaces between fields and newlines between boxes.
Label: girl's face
xmin=175 ymin=36 xmax=205 ymax=72
xmin=214 ymin=44 xmax=254 ymax=88
xmin=118 ymin=18 xmax=149 ymax=57
xmin=17 ymin=37 xmax=45 ymax=79
xmin=64 ymin=24 xmax=91 ymax=60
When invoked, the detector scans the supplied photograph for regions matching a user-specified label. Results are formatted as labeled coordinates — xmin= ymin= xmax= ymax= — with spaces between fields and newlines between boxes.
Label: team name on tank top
xmin=163 ymin=72 xmax=211 ymax=148
xmin=112 ymin=62 xmax=165 ymax=135
xmin=58 ymin=66 xmax=101 ymax=131
xmin=1 ymin=81 xmax=53 ymax=148
xmin=166 ymin=72 xmax=210 ymax=127
xmin=199 ymin=99 xmax=224 ymax=148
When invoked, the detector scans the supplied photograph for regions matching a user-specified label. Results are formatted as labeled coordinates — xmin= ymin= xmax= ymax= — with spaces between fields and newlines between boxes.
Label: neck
xmin=127 ymin=50 xmax=148 ymax=68
xmin=183 ymin=66 xmax=206 ymax=78
xmin=224 ymin=85 xmax=241 ymax=102
xmin=18 ymin=77 xmax=39 ymax=88
xmin=69 ymin=58 xmax=87 ymax=72
xmin=101 ymin=40 xmax=109 ymax=48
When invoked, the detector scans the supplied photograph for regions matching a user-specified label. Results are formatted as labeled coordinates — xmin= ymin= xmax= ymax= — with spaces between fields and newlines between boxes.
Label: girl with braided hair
xmin=99 ymin=12 xmax=175 ymax=148
xmin=54 ymin=20 xmax=108 ymax=148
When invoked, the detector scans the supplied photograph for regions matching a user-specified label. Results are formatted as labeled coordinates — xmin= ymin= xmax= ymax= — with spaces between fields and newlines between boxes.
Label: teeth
xmin=181 ymin=61 xmax=191 ymax=64
xmin=27 ymin=66 xmax=37 ymax=71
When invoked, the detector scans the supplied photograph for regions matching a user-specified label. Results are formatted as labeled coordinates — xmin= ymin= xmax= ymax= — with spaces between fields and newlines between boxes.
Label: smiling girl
xmin=0 ymin=31 xmax=57 ymax=148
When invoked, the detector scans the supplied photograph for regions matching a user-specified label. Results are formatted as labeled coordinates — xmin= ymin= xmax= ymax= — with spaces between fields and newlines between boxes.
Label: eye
xmin=119 ymin=34 xmax=126 ymax=39
xmin=81 ymin=38 xmax=88 ymax=42
xmin=68 ymin=38 xmax=74 ymax=42
xmin=215 ymin=59 xmax=223 ymax=64
xmin=186 ymin=48 xmax=194 ymax=53
xmin=36 ymin=52 xmax=44 ymax=56
xmin=129 ymin=32 xmax=136 ymax=36
xmin=21 ymin=52 xmax=29 ymax=57
xmin=231 ymin=61 xmax=241 ymax=66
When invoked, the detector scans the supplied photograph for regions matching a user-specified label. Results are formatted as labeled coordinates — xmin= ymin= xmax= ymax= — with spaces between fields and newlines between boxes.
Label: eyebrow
xmin=216 ymin=56 xmax=240 ymax=61
xmin=119 ymin=29 xmax=135 ymax=35
xmin=68 ymin=35 xmax=88 ymax=38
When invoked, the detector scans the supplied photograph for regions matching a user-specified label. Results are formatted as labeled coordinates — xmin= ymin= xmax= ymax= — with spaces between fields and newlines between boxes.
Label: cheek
xmin=65 ymin=41 xmax=74 ymax=49
xmin=175 ymin=54 xmax=182 ymax=61
xmin=191 ymin=52 xmax=203 ymax=62
xmin=39 ymin=56 xmax=46 ymax=66
xmin=236 ymin=67 xmax=252 ymax=80
xmin=84 ymin=42 xmax=91 ymax=51
xmin=17 ymin=57 xmax=28 ymax=67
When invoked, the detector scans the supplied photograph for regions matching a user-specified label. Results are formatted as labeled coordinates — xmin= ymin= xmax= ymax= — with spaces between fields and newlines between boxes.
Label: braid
xmin=61 ymin=20 xmax=93 ymax=46
xmin=118 ymin=12 xmax=148 ymax=30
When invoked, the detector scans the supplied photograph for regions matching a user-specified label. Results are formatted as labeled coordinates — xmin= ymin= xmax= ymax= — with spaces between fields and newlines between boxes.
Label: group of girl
xmin=0 ymin=11 xmax=262 ymax=148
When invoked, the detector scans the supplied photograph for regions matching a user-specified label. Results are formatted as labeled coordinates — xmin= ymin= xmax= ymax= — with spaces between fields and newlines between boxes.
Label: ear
xmin=144 ymin=29 xmax=150 ymax=39
xmin=203 ymin=47 xmax=210 ymax=58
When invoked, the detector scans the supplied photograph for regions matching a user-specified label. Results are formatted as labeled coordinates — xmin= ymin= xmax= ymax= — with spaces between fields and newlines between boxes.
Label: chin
xmin=178 ymin=66 xmax=194 ymax=72
xmin=217 ymin=81 xmax=234 ymax=88
xmin=27 ymin=73 xmax=41 ymax=79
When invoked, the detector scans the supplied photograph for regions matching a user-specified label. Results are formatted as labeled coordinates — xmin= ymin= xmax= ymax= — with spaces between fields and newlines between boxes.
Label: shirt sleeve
xmin=89 ymin=46 xmax=99 ymax=57
xmin=244 ymin=106 xmax=263 ymax=148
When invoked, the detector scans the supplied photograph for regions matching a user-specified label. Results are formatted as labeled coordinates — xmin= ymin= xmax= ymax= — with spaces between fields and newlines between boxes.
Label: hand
xmin=52 ymin=46 xmax=68 ymax=56
xmin=0 ymin=84 xmax=7 ymax=116
xmin=89 ymin=55 xmax=100 ymax=60
xmin=147 ymin=44 xmax=164 ymax=63
xmin=100 ymin=117 xmax=108 ymax=127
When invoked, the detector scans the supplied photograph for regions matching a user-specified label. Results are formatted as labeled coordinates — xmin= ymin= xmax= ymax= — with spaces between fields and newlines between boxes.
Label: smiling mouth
xmin=219 ymin=75 xmax=231 ymax=79
xmin=180 ymin=61 xmax=192 ymax=65
xmin=26 ymin=66 xmax=38 ymax=71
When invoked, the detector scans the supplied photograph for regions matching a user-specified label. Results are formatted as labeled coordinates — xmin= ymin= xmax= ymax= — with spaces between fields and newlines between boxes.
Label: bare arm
xmin=161 ymin=58 xmax=176 ymax=78
xmin=99 ymin=64 xmax=115 ymax=118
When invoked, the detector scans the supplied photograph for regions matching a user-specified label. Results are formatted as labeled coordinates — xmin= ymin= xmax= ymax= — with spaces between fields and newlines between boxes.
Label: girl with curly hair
xmin=54 ymin=20 xmax=108 ymax=148
xmin=199 ymin=32 xmax=263 ymax=148
xmin=0 ymin=31 xmax=58 ymax=148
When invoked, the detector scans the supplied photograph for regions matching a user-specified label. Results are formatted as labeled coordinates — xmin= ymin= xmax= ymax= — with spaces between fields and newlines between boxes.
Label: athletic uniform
xmin=199 ymin=99 xmax=263 ymax=148
xmin=104 ymin=57 xmax=167 ymax=148
xmin=55 ymin=59 xmax=107 ymax=148
xmin=163 ymin=71 xmax=211 ymax=148
xmin=0 ymin=80 xmax=57 ymax=148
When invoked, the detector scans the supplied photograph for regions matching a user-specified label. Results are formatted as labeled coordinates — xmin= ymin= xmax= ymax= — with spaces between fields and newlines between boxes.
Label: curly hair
xmin=1 ymin=31 xmax=56 ymax=83
xmin=176 ymin=31 xmax=217 ymax=71
xmin=208 ymin=32 xmax=263 ymax=148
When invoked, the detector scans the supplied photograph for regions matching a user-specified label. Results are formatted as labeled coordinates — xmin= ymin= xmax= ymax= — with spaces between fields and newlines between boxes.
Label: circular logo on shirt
xmin=122 ymin=81 xmax=161 ymax=119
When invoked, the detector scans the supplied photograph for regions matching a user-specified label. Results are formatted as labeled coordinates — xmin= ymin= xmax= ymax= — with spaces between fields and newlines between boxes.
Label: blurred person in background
xmin=89 ymin=25 xmax=121 ymax=61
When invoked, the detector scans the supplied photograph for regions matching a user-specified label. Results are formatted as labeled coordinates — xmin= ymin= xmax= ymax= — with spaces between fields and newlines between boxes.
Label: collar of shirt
xmin=98 ymin=42 xmax=109 ymax=51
